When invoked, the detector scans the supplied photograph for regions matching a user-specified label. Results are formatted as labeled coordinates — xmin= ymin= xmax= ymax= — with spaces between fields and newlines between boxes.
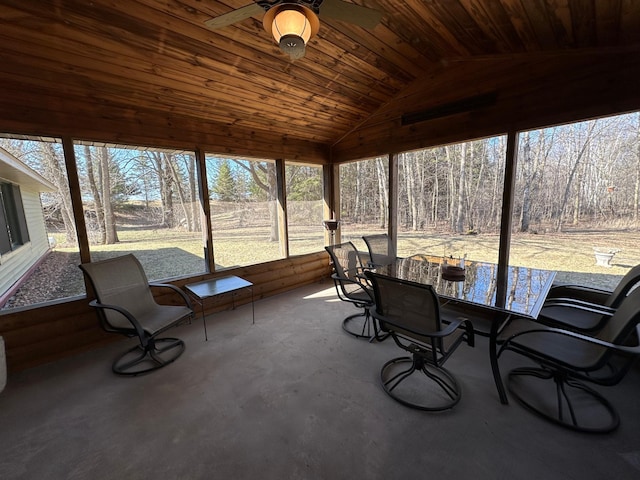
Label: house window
xmin=0 ymin=182 xmax=30 ymax=254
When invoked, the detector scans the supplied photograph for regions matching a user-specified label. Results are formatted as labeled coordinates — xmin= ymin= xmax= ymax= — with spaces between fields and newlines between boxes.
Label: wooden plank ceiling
xmin=0 ymin=0 xmax=639 ymax=161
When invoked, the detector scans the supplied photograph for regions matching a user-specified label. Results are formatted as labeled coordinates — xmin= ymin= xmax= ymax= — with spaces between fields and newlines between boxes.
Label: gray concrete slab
xmin=0 ymin=280 xmax=639 ymax=479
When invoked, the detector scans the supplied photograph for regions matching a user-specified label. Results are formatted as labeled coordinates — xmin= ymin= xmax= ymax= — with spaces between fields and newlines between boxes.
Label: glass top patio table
xmin=374 ymin=254 xmax=556 ymax=319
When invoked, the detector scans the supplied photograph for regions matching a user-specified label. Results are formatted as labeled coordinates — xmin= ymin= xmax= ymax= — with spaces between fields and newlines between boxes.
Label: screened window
xmin=74 ymin=143 xmax=206 ymax=281
xmin=206 ymin=155 xmax=282 ymax=268
xmin=286 ymin=163 xmax=324 ymax=256
xmin=512 ymin=112 xmax=640 ymax=290
xmin=339 ymin=156 xmax=389 ymax=252
xmin=0 ymin=136 xmax=83 ymax=310
xmin=396 ymin=138 xmax=506 ymax=263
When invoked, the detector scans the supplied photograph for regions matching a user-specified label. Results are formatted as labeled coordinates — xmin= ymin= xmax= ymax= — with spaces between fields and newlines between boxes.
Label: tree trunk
xmin=431 ymin=154 xmax=439 ymax=226
xmin=84 ymin=145 xmax=106 ymax=244
xmin=188 ymin=156 xmax=200 ymax=232
xmin=572 ymin=162 xmax=583 ymax=225
xmin=403 ymin=156 xmax=418 ymax=230
xmin=556 ymin=122 xmax=596 ymax=232
xmin=635 ymin=114 xmax=640 ymax=222
xmin=455 ymin=143 xmax=466 ymax=233
xmin=375 ymin=157 xmax=388 ymax=228
xmin=166 ymin=153 xmax=191 ymax=231
xmin=41 ymin=143 xmax=77 ymax=244
xmin=99 ymin=147 xmax=118 ymax=244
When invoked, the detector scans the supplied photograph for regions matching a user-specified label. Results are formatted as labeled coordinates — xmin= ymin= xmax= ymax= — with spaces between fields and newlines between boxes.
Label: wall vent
xmin=401 ymin=92 xmax=498 ymax=126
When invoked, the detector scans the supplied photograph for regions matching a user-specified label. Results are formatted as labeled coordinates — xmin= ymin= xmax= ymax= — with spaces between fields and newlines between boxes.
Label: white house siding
xmin=0 ymin=189 xmax=50 ymax=296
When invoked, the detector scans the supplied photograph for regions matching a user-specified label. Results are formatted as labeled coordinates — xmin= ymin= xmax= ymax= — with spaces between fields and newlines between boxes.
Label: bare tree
xmin=83 ymin=145 xmax=106 ymax=244
xmin=519 ymin=130 xmax=553 ymax=232
xmin=375 ymin=157 xmax=388 ymax=228
xmin=234 ymin=160 xmax=279 ymax=241
xmin=40 ymin=143 xmax=77 ymax=244
xmin=454 ymin=143 xmax=467 ymax=233
xmin=98 ymin=147 xmax=118 ymax=244
xmin=634 ymin=114 xmax=640 ymax=222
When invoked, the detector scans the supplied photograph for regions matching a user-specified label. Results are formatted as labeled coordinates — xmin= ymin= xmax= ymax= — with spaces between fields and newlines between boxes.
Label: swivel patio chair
xmin=538 ymin=264 xmax=640 ymax=332
xmin=362 ymin=233 xmax=396 ymax=267
xmin=325 ymin=242 xmax=382 ymax=340
xmin=80 ymin=254 xmax=194 ymax=376
xmin=365 ymin=271 xmax=475 ymax=411
xmin=493 ymin=286 xmax=640 ymax=433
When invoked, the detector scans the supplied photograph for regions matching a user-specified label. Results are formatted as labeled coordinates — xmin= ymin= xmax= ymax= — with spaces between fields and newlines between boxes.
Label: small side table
xmin=185 ymin=275 xmax=254 ymax=341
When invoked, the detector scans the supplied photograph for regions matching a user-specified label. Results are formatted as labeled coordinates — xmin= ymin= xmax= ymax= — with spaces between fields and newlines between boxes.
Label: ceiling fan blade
xmin=320 ymin=0 xmax=383 ymax=29
xmin=204 ymin=3 xmax=265 ymax=30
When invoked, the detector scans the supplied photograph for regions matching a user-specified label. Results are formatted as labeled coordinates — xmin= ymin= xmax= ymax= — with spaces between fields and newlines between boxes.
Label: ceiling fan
xmin=204 ymin=0 xmax=383 ymax=60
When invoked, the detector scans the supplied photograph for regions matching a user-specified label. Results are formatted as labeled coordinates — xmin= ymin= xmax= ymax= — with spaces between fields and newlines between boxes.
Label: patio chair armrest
xmin=331 ymin=273 xmax=373 ymax=301
xmin=149 ymin=282 xmax=194 ymax=310
xmin=501 ymin=323 xmax=640 ymax=357
xmin=370 ymin=310 xmax=472 ymax=341
xmin=332 ymin=272 xmax=371 ymax=290
xmin=542 ymin=298 xmax=615 ymax=316
xmin=546 ymin=284 xmax=611 ymax=304
xmin=355 ymin=271 xmax=374 ymax=286
xmin=88 ymin=299 xmax=146 ymax=339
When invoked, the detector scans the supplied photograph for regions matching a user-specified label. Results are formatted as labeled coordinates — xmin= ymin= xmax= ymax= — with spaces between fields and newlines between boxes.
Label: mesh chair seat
xmin=133 ymin=304 xmax=194 ymax=337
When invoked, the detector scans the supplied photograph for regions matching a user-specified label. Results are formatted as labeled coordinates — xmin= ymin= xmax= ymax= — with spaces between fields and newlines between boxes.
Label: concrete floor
xmin=1 ymin=279 xmax=639 ymax=480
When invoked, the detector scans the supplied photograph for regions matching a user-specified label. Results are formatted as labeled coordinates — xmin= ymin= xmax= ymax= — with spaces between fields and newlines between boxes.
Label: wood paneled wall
xmin=331 ymin=51 xmax=640 ymax=162
xmin=0 ymin=251 xmax=331 ymax=373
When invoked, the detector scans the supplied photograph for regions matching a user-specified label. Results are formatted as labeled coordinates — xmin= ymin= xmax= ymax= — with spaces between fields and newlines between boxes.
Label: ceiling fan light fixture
xmin=264 ymin=5 xmax=319 ymax=60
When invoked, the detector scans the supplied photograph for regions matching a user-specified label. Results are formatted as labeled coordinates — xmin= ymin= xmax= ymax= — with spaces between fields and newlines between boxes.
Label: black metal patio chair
xmin=362 ymin=233 xmax=396 ymax=267
xmin=366 ymin=271 xmax=475 ymax=411
xmin=325 ymin=242 xmax=383 ymax=340
xmin=538 ymin=263 xmax=640 ymax=332
xmin=493 ymin=286 xmax=640 ymax=433
xmin=80 ymin=254 xmax=194 ymax=376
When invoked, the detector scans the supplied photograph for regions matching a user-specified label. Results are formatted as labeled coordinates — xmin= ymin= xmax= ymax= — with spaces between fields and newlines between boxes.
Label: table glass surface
xmin=374 ymin=255 xmax=556 ymax=318
xmin=185 ymin=275 xmax=253 ymax=300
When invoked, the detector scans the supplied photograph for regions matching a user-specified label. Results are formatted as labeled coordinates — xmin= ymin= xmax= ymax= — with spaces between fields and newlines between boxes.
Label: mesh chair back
xmin=326 ymin=242 xmax=365 ymax=282
xmin=80 ymin=254 xmax=158 ymax=330
xmin=363 ymin=234 xmax=395 ymax=266
xmin=368 ymin=272 xmax=442 ymax=347
xmin=597 ymin=286 xmax=640 ymax=345
xmin=606 ymin=264 xmax=640 ymax=308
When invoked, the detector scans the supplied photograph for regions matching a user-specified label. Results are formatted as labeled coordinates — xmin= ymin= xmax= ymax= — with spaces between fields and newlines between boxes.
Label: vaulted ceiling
xmin=1 ymin=1 xmax=640 ymax=163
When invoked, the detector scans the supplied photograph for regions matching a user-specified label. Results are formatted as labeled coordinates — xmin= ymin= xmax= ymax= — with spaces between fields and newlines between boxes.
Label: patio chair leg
xmin=380 ymin=356 xmax=461 ymax=411
xmin=342 ymin=310 xmax=374 ymax=339
xmin=112 ymin=337 xmax=185 ymax=376
xmin=507 ymin=367 xmax=620 ymax=433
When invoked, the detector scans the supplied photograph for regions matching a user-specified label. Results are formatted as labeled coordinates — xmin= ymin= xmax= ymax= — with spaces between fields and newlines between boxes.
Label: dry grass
xmin=5 ymin=225 xmax=639 ymax=310
xmin=345 ymin=226 xmax=640 ymax=290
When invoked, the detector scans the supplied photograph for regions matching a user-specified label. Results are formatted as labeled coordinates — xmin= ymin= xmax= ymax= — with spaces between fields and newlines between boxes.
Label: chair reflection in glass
xmin=366 ymin=271 xmax=475 ymax=411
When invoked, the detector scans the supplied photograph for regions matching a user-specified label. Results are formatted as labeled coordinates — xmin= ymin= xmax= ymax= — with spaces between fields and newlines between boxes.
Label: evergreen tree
xmin=213 ymin=160 xmax=237 ymax=201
